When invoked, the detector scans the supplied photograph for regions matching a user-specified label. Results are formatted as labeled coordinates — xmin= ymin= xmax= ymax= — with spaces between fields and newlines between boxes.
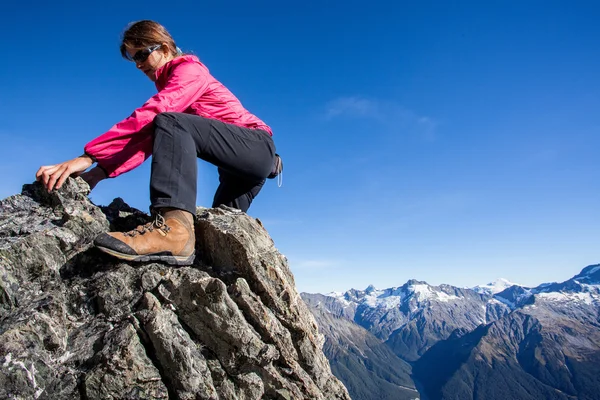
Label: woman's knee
xmin=153 ymin=112 xmax=179 ymax=136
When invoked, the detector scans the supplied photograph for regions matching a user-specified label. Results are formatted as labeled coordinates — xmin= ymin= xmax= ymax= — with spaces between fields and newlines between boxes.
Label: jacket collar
xmin=154 ymin=55 xmax=199 ymax=88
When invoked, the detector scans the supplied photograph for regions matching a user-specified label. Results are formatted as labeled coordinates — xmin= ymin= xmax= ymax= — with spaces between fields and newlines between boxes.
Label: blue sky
xmin=2 ymin=1 xmax=599 ymax=293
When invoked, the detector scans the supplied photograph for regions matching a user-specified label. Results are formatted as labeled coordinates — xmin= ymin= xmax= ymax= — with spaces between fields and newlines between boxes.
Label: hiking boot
xmin=94 ymin=208 xmax=195 ymax=266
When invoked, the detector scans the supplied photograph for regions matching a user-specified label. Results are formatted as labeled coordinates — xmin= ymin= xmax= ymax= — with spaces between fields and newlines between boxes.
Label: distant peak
xmin=365 ymin=284 xmax=377 ymax=293
xmin=572 ymin=264 xmax=600 ymax=284
xmin=580 ymin=264 xmax=600 ymax=276
xmin=473 ymin=278 xmax=519 ymax=294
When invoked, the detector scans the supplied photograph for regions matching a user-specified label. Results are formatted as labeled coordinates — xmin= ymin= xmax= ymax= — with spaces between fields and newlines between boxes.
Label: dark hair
xmin=120 ymin=20 xmax=180 ymax=59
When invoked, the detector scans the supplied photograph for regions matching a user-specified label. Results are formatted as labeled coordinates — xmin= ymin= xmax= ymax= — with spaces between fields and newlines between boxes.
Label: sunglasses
xmin=127 ymin=44 xmax=162 ymax=63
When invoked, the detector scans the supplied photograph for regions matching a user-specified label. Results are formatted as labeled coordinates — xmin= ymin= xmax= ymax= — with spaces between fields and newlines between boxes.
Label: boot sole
xmin=96 ymin=246 xmax=195 ymax=266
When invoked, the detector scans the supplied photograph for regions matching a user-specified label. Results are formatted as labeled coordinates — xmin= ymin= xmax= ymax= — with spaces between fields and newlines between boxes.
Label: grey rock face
xmin=0 ymin=178 xmax=350 ymax=400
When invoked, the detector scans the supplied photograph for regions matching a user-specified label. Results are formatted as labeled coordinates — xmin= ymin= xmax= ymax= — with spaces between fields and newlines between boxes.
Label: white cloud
xmin=326 ymin=96 xmax=378 ymax=118
xmin=324 ymin=96 xmax=438 ymax=141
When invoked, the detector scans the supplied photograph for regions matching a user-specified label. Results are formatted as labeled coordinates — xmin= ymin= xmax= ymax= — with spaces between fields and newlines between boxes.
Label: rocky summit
xmin=0 ymin=178 xmax=350 ymax=400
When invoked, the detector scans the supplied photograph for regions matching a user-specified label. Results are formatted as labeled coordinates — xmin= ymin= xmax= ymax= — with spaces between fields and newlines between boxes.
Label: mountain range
xmin=302 ymin=265 xmax=600 ymax=400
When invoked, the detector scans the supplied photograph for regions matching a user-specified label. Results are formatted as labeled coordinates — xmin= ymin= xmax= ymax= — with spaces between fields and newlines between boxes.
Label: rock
xmin=0 ymin=178 xmax=350 ymax=400
xmin=82 ymin=321 xmax=169 ymax=399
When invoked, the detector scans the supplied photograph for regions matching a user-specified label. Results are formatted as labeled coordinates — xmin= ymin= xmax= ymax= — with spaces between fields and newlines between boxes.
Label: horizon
xmin=2 ymin=1 xmax=599 ymax=293
xmin=304 ymin=263 xmax=598 ymax=295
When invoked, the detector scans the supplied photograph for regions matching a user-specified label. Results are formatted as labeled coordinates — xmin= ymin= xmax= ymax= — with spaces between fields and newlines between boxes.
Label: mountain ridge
xmin=302 ymin=264 xmax=600 ymax=400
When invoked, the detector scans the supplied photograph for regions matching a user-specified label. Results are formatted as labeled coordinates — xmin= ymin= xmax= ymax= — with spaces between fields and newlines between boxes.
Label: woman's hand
xmin=36 ymin=155 xmax=94 ymax=191
xmin=79 ymin=166 xmax=108 ymax=190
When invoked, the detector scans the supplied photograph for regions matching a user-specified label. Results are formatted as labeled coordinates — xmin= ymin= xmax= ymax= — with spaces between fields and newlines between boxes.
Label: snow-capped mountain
xmin=471 ymin=277 xmax=519 ymax=295
xmin=492 ymin=264 xmax=600 ymax=310
xmin=572 ymin=264 xmax=600 ymax=284
xmin=308 ymin=279 xmax=512 ymax=361
xmin=302 ymin=264 xmax=600 ymax=400
xmin=329 ymin=281 xmax=463 ymax=308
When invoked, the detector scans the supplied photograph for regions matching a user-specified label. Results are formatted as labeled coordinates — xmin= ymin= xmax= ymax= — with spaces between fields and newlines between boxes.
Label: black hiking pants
xmin=150 ymin=112 xmax=275 ymax=214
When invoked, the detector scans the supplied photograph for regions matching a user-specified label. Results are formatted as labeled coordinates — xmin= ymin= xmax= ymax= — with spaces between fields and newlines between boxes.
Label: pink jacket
xmin=84 ymin=55 xmax=272 ymax=178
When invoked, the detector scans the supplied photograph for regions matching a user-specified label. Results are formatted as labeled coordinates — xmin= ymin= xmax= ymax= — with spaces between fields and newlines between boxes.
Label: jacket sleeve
xmin=84 ymin=61 xmax=210 ymax=178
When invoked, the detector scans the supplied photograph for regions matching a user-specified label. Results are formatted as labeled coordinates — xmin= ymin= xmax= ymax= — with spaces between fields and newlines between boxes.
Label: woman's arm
xmin=78 ymin=165 xmax=108 ymax=190
xmin=36 ymin=59 xmax=211 ymax=191
xmin=84 ymin=59 xmax=211 ymax=178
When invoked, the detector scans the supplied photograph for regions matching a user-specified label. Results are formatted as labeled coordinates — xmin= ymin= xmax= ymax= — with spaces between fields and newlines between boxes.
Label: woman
xmin=36 ymin=20 xmax=278 ymax=266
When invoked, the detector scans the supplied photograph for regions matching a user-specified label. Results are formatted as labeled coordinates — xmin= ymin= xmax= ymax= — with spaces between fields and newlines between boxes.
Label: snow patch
xmin=495 ymin=296 xmax=515 ymax=309
xmin=363 ymin=294 xmax=401 ymax=309
xmin=516 ymin=289 xmax=533 ymax=304
xmin=409 ymin=284 xmax=460 ymax=302
xmin=326 ymin=292 xmax=353 ymax=307
xmin=337 ymin=298 xmax=352 ymax=307
xmin=487 ymin=298 xmax=504 ymax=306
xmin=436 ymin=291 xmax=460 ymax=302
xmin=538 ymin=292 xmax=595 ymax=305
xmin=581 ymin=283 xmax=600 ymax=292
xmin=473 ymin=278 xmax=519 ymax=294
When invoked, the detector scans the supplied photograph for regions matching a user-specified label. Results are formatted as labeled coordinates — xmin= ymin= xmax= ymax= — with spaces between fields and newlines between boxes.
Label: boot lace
xmin=124 ymin=213 xmax=171 ymax=237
